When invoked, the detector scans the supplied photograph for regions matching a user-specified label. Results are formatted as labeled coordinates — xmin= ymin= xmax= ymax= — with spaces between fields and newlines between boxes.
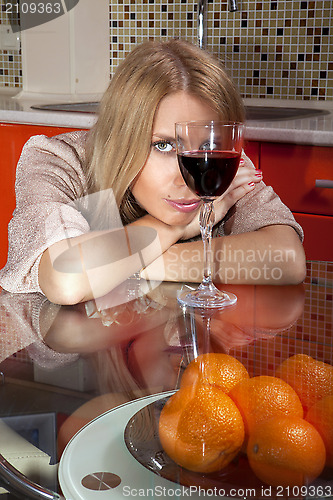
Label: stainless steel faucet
xmin=229 ymin=0 xmax=238 ymax=12
xmin=197 ymin=0 xmax=207 ymax=49
xmin=198 ymin=0 xmax=238 ymax=49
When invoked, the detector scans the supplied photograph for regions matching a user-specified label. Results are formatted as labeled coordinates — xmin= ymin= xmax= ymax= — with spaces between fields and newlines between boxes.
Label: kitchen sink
xmin=31 ymin=102 xmax=100 ymax=113
xmin=31 ymin=102 xmax=330 ymax=121
xmin=245 ymin=106 xmax=329 ymax=121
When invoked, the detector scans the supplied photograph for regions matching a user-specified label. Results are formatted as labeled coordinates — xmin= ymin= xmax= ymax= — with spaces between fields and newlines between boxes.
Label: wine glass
xmin=175 ymin=121 xmax=244 ymax=309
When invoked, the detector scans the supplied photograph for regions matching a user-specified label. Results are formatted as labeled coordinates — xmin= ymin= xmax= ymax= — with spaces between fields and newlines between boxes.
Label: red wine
xmin=177 ymin=150 xmax=240 ymax=199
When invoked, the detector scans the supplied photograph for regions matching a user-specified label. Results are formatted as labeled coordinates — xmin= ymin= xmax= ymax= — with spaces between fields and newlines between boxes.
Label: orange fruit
xmin=247 ymin=415 xmax=326 ymax=487
xmin=275 ymin=354 xmax=333 ymax=412
xmin=159 ymin=384 xmax=244 ymax=473
xmin=229 ymin=375 xmax=303 ymax=436
xmin=306 ymin=395 xmax=333 ymax=468
xmin=180 ymin=353 xmax=249 ymax=394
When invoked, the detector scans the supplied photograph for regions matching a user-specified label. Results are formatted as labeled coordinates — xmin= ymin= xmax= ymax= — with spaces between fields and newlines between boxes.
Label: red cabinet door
xmin=260 ymin=142 xmax=333 ymax=262
xmin=293 ymin=213 xmax=333 ymax=262
xmin=260 ymin=142 xmax=333 ymax=217
xmin=244 ymin=140 xmax=260 ymax=169
xmin=0 ymin=124 xmax=85 ymax=269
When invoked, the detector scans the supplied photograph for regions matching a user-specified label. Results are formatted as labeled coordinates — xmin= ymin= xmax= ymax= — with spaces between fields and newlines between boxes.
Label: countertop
xmin=242 ymin=97 xmax=333 ymax=147
xmin=0 ymin=88 xmax=333 ymax=146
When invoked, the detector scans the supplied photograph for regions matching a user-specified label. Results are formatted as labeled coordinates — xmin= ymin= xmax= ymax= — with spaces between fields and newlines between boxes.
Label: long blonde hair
xmin=85 ymin=39 xmax=245 ymax=224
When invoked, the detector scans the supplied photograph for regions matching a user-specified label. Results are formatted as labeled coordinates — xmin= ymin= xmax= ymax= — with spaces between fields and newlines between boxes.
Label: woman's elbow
xmin=39 ymin=274 xmax=89 ymax=305
xmin=284 ymin=239 xmax=307 ymax=285
xmin=39 ymin=251 xmax=89 ymax=305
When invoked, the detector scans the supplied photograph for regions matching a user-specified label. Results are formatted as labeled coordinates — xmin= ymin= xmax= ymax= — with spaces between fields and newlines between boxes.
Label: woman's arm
xmin=143 ymin=224 xmax=306 ymax=285
xmin=38 ymin=164 xmax=261 ymax=305
xmin=38 ymin=214 xmax=184 ymax=305
xmin=40 ymin=211 xmax=305 ymax=307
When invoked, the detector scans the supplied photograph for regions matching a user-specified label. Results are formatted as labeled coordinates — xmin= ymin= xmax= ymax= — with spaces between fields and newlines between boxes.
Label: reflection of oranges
xmin=275 ymin=354 xmax=333 ymax=412
xmin=306 ymin=395 xmax=333 ymax=468
xmin=159 ymin=384 xmax=244 ymax=473
xmin=247 ymin=416 xmax=326 ymax=487
xmin=180 ymin=353 xmax=249 ymax=394
xmin=229 ymin=375 xmax=303 ymax=436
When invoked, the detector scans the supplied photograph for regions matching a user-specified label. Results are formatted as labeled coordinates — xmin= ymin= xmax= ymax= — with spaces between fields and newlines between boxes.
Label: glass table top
xmin=0 ymin=261 xmax=331 ymax=499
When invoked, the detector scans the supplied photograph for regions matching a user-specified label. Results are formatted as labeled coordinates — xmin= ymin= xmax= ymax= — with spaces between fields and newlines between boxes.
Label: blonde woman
xmin=0 ymin=39 xmax=306 ymax=305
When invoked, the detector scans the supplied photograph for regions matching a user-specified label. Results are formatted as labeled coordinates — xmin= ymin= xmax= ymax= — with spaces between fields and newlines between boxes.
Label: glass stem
xmin=199 ymin=201 xmax=215 ymax=289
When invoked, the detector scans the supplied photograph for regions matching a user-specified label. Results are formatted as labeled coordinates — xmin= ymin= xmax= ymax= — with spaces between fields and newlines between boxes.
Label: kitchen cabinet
xmin=0 ymin=123 xmax=84 ymax=269
xmin=260 ymin=143 xmax=332 ymax=217
xmin=244 ymin=140 xmax=260 ymax=169
xmin=244 ymin=141 xmax=332 ymax=262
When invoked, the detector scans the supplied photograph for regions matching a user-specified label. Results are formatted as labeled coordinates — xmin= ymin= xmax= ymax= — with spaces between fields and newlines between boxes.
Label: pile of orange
xmin=180 ymin=352 xmax=249 ymax=393
xmin=159 ymin=383 xmax=245 ymax=474
xmin=275 ymin=353 xmax=333 ymax=412
xmin=159 ymin=354 xmax=247 ymax=474
xmin=158 ymin=352 xmax=333 ymax=488
xmin=247 ymin=415 xmax=326 ymax=488
xmin=306 ymin=395 xmax=333 ymax=468
xmin=229 ymin=375 xmax=303 ymax=437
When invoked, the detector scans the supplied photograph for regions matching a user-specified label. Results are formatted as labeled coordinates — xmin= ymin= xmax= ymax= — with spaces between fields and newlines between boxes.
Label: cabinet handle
xmin=315 ymin=179 xmax=333 ymax=189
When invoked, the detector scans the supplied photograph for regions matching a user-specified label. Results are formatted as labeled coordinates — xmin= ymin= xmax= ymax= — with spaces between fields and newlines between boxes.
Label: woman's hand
xmin=213 ymin=164 xmax=262 ymax=224
xmin=180 ymin=164 xmax=262 ymax=241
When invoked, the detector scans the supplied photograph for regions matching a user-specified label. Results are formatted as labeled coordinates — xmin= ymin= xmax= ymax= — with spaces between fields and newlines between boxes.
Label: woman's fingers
xmin=222 ymin=181 xmax=257 ymax=205
xmin=227 ymin=166 xmax=262 ymax=191
xmin=213 ymin=167 xmax=262 ymax=222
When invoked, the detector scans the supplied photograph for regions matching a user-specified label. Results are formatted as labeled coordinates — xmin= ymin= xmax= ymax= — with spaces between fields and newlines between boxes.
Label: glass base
xmin=177 ymin=283 xmax=237 ymax=309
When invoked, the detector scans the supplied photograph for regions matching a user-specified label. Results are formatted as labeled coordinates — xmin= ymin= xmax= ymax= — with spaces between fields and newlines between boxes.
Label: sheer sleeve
xmin=0 ymin=131 xmax=90 ymax=294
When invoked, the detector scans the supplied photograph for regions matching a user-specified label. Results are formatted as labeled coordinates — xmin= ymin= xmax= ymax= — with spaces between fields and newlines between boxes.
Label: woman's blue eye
xmin=201 ymin=141 xmax=218 ymax=151
xmin=153 ymin=141 xmax=175 ymax=153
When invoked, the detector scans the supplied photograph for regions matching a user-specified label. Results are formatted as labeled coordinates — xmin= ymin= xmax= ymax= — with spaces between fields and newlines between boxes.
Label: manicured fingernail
xmin=248 ymin=182 xmax=255 ymax=187
xmin=255 ymin=170 xmax=263 ymax=177
xmin=240 ymin=159 xmax=245 ymax=164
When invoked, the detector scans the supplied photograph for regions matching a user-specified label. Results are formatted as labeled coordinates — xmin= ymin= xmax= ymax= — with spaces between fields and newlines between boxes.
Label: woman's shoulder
xmin=22 ymin=129 xmax=89 ymax=163
xmin=16 ymin=130 xmax=91 ymax=198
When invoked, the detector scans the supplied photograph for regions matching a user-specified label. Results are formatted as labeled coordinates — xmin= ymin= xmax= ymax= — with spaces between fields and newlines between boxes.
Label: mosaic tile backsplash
xmin=0 ymin=0 xmax=332 ymax=99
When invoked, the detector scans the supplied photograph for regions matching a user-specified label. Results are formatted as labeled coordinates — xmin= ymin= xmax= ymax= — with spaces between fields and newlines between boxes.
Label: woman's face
xmin=131 ymin=91 xmax=220 ymax=226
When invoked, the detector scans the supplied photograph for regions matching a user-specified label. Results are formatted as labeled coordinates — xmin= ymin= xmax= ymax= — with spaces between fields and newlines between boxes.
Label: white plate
xmin=59 ymin=391 xmax=212 ymax=499
xmin=59 ymin=391 xmax=333 ymax=500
